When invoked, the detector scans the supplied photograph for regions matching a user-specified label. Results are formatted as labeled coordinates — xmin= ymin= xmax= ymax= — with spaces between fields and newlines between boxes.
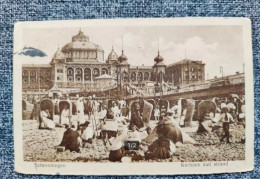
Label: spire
xmin=154 ymin=39 xmax=164 ymax=64
xmin=72 ymin=28 xmax=88 ymax=42
xmin=122 ymin=36 xmax=124 ymax=54
xmin=158 ymin=38 xmax=160 ymax=54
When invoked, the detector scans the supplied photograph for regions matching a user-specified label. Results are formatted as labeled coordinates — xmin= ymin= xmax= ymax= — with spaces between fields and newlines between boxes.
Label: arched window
xmin=93 ymin=68 xmax=100 ymax=80
xmin=101 ymin=68 xmax=108 ymax=75
xmin=30 ymin=70 xmax=36 ymax=76
xmin=23 ymin=70 xmax=28 ymax=76
xmin=67 ymin=67 xmax=74 ymax=82
xmin=131 ymin=72 xmax=136 ymax=82
xmin=144 ymin=72 xmax=149 ymax=81
xmin=84 ymin=68 xmax=91 ymax=81
xmin=137 ymin=72 xmax=143 ymax=82
xmin=75 ymin=67 xmax=82 ymax=82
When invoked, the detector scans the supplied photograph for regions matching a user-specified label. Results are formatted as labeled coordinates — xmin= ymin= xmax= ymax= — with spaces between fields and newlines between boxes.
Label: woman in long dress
xmin=77 ymin=98 xmax=85 ymax=124
xmin=61 ymin=104 xmax=70 ymax=125
xmin=40 ymin=109 xmax=55 ymax=129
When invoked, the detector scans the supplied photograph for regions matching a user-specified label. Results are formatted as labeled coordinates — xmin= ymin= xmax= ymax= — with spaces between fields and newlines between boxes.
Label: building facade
xmin=22 ymin=30 xmax=205 ymax=92
xmin=166 ymin=59 xmax=205 ymax=87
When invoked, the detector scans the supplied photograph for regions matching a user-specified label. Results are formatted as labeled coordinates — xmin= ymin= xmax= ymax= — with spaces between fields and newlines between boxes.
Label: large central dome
xmin=60 ymin=30 xmax=104 ymax=62
xmin=61 ymin=30 xmax=104 ymax=52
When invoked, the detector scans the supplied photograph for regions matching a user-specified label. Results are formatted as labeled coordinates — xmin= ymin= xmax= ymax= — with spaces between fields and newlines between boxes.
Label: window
xmin=23 ymin=71 xmax=28 ymax=76
xmin=30 ymin=71 xmax=36 ymax=76
xmin=68 ymin=77 xmax=73 ymax=82
xmin=76 ymin=69 xmax=82 ymax=75
xmin=57 ymin=69 xmax=62 ymax=73
xmin=23 ymin=78 xmax=28 ymax=83
xmin=93 ymin=69 xmax=99 ymax=75
xmin=68 ymin=70 xmax=73 ymax=75
xmin=57 ymin=77 xmax=60 ymax=81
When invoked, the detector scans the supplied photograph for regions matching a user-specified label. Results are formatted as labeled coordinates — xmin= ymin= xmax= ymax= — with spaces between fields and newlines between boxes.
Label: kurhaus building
xmin=22 ymin=30 xmax=205 ymax=92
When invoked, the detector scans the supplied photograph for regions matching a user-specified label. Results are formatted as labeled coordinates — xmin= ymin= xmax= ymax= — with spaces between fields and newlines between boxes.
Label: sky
xmin=16 ymin=25 xmax=244 ymax=79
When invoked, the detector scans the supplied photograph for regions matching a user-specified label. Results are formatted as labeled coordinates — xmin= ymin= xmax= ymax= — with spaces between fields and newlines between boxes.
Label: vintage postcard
xmin=13 ymin=18 xmax=254 ymax=175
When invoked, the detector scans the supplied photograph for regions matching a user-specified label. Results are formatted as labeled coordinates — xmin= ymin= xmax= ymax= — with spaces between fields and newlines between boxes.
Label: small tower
xmin=117 ymin=37 xmax=130 ymax=89
xmin=106 ymin=46 xmax=118 ymax=64
xmin=153 ymin=50 xmax=166 ymax=84
xmin=51 ymin=48 xmax=65 ymax=64
xmin=51 ymin=48 xmax=66 ymax=85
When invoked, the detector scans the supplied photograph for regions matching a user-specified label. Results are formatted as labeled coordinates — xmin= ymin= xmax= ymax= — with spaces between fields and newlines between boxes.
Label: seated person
xmin=145 ymin=136 xmax=176 ymax=160
xmin=80 ymin=121 xmax=94 ymax=145
xmin=39 ymin=109 xmax=55 ymax=130
xmin=98 ymin=105 xmax=107 ymax=122
xmin=112 ymin=102 xmax=121 ymax=117
xmin=58 ymin=124 xmax=81 ymax=153
xmin=99 ymin=109 xmax=118 ymax=139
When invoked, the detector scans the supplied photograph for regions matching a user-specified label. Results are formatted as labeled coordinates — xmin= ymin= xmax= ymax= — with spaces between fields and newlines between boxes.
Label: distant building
xmin=22 ymin=30 xmax=205 ymax=92
xmin=166 ymin=59 xmax=205 ymax=86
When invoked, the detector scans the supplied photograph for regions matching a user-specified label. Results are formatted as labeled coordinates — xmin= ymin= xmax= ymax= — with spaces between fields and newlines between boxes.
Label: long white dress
xmin=77 ymin=99 xmax=85 ymax=124
xmin=40 ymin=110 xmax=55 ymax=129
xmin=112 ymin=106 xmax=120 ymax=117
xmin=61 ymin=109 xmax=70 ymax=125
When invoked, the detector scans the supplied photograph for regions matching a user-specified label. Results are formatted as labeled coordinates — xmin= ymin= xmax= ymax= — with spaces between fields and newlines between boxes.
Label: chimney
xmin=236 ymin=71 xmax=239 ymax=75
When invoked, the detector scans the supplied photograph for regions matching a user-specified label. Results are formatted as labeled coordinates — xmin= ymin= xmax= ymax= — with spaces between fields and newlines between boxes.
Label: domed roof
xmin=118 ymin=50 xmax=128 ymax=63
xmin=53 ymin=48 xmax=64 ymax=59
xmin=61 ymin=30 xmax=104 ymax=52
xmin=72 ymin=30 xmax=89 ymax=42
xmin=108 ymin=48 xmax=118 ymax=61
xmin=154 ymin=51 xmax=164 ymax=63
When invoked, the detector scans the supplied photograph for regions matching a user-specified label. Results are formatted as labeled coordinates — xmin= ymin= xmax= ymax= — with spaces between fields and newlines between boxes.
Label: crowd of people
xmin=30 ymin=92 xmax=245 ymax=162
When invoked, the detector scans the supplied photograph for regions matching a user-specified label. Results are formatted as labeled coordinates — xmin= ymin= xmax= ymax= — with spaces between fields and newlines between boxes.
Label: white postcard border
xmin=13 ymin=17 xmax=254 ymax=175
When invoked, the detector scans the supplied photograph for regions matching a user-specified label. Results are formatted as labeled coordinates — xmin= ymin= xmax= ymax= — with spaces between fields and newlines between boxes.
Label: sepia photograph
xmin=13 ymin=18 xmax=254 ymax=175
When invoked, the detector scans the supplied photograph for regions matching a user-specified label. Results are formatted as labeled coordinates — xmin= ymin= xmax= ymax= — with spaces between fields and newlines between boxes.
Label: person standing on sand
xmin=60 ymin=104 xmax=70 ymax=125
xmin=220 ymin=107 xmax=235 ymax=143
xmin=154 ymin=106 xmax=160 ymax=121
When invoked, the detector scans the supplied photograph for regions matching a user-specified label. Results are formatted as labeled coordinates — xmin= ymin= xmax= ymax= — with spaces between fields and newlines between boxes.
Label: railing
xmin=128 ymin=76 xmax=244 ymax=99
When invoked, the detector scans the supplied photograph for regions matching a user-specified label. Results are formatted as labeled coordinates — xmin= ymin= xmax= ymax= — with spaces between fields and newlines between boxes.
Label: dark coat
xmin=84 ymin=100 xmax=93 ymax=114
xmin=109 ymin=148 xmax=124 ymax=162
xmin=59 ymin=128 xmax=80 ymax=152
xmin=156 ymin=124 xmax=183 ymax=144
xmin=130 ymin=102 xmax=144 ymax=129
xmin=145 ymin=138 xmax=173 ymax=160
